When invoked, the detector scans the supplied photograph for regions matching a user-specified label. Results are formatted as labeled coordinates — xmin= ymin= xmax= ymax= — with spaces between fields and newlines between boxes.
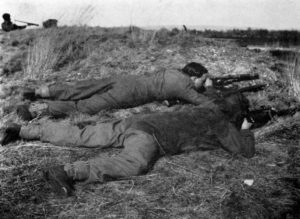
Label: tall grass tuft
xmin=23 ymin=5 xmax=97 ymax=81
xmin=287 ymin=53 xmax=300 ymax=102
xmin=23 ymin=27 xmax=94 ymax=80
xmin=24 ymin=30 xmax=61 ymax=80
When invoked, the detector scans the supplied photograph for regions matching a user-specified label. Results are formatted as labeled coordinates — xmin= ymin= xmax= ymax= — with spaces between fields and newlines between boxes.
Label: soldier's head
xmin=205 ymin=86 xmax=250 ymax=128
xmin=224 ymin=92 xmax=250 ymax=128
xmin=182 ymin=62 xmax=208 ymax=90
xmin=2 ymin=13 xmax=11 ymax=21
xmin=182 ymin=62 xmax=208 ymax=78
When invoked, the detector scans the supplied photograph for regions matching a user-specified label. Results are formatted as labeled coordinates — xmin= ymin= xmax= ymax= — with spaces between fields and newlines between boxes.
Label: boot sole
xmin=44 ymin=169 xmax=74 ymax=196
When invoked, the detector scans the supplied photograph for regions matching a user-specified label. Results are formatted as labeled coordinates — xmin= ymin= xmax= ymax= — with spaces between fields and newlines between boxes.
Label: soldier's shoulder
xmin=164 ymin=68 xmax=187 ymax=78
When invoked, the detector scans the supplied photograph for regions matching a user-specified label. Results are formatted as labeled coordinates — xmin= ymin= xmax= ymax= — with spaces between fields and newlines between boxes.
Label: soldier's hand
xmin=200 ymin=73 xmax=209 ymax=84
xmin=241 ymin=118 xmax=252 ymax=130
xmin=204 ymin=78 xmax=213 ymax=88
xmin=193 ymin=73 xmax=208 ymax=88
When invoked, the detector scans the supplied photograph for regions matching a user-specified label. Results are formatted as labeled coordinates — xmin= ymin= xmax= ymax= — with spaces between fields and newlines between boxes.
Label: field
xmin=0 ymin=26 xmax=300 ymax=218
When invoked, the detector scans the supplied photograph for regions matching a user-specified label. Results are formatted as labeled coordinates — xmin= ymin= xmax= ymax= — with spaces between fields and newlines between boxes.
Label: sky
xmin=1 ymin=0 xmax=300 ymax=30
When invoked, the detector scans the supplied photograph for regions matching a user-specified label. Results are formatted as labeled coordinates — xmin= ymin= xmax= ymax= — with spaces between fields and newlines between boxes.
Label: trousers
xmin=44 ymin=79 xmax=117 ymax=116
xmin=20 ymin=120 xmax=159 ymax=183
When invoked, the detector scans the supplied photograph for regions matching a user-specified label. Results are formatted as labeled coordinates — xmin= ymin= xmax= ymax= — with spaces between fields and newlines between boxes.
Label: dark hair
xmin=225 ymin=92 xmax=249 ymax=128
xmin=182 ymin=62 xmax=208 ymax=77
xmin=2 ymin=13 xmax=10 ymax=21
xmin=205 ymin=87 xmax=249 ymax=128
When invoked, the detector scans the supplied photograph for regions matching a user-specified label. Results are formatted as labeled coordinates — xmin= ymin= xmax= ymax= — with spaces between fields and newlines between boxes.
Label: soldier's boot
xmin=44 ymin=165 xmax=75 ymax=196
xmin=22 ymin=85 xmax=50 ymax=101
xmin=16 ymin=104 xmax=34 ymax=121
xmin=0 ymin=123 xmax=21 ymax=145
xmin=16 ymin=103 xmax=50 ymax=121
xmin=21 ymin=87 xmax=36 ymax=101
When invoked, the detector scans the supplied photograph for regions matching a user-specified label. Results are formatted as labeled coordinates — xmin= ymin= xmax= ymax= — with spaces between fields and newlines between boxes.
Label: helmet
xmin=2 ymin=13 xmax=11 ymax=21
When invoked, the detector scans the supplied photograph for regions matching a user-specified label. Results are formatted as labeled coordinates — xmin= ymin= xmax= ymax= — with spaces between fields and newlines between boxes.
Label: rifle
xmin=238 ymin=84 xmax=266 ymax=93
xmin=15 ymin=20 xmax=39 ymax=27
xmin=219 ymin=83 xmax=267 ymax=98
xmin=215 ymin=84 xmax=267 ymax=125
xmin=214 ymin=83 xmax=296 ymax=129
xmin=211 ymin=73 xmax=259 ymax=87
xmin=248 ymin=106 xmax=300 ymax=129
xmin=223 ymin=84 xmax=297 ymax=128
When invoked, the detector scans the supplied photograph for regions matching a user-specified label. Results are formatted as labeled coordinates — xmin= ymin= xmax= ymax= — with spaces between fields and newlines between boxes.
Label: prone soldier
xmin=0 ymin=79 xmax=255 ymax=196
xmin=2 ymin=13 xmax=27 ymax=32
xmin=15 ymin=62 xmax=265 ymax=121
xmin=16 ymin=62 xmax=212 ymax=120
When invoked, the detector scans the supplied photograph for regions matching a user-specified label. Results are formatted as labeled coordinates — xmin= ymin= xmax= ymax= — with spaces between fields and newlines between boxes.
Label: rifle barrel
xmin=213 ymin=73 xmax=259 ymax=80
xmin=15 ymin=19 xmax=39 ymax=26
xmin=212 ymin=73 xmax=260 ymax=86
xmin=238 ymin=84 xmax=266 ymax=93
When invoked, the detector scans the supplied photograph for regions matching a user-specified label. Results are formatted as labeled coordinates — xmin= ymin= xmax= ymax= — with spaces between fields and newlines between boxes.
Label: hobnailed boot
xmin=0 ymin=123 xmax=21 ymax=145
xmin=44 ymin=165 xmax=75 ymax=196
xmin=16 ymin=103 xmax=50 ymax=121
xmin=16 ymin=104 xmax=33 ymax=121
xmin=22 ymin=85 xmax=50 ymax=101
xmin=22 ymin=87 xmax=37 ymax=101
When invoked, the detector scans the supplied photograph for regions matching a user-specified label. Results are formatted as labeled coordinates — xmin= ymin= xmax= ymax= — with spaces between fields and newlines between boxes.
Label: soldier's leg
xmin=19 ymin=119 xmax=126 ymax=148
xmin=63 ymin=129 xmax=159 ymax=182
xmin=21 ymin=80 xmax=116 ymax=118
xmin=75 ymin=93 xmax=116 ymax=115
xmin=21 ymin=93 xmax=115 ymax=119
xmin=47 ymin=92 xmax=115 ymax=116
xmin=35 ymin=78 xmax=113 ymax=101
xmin=46 ymin=100 xmax=77 ymax=117
xmin=17 ymin=101 xmax=76 ymax=120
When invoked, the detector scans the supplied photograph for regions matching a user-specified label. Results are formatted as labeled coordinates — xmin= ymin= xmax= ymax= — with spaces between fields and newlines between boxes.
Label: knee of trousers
xmin=122 ymin=130 xmax=160 ymax=172
xmin=114 ymin=152 xmax=150 ymax=176
xmin=64 ymin=161 xmax=90 ymax=181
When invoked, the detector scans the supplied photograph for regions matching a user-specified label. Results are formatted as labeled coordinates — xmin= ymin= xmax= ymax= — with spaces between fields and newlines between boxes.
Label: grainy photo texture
xmin=0 ymin=0 xmax=299 ymax=218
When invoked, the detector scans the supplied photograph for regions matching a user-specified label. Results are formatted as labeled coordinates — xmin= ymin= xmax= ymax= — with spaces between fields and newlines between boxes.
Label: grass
xmin=0 ymin=26 xmax=300 ymax=218
xmin=24 ymin=31 xmax=61 ymax=80
xmin=287 ymin=53 xmax=300 ymax=102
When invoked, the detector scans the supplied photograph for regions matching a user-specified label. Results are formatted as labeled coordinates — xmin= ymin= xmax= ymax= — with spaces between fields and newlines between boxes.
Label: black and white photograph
xmin=0 ymin=0 xmax=299 ymax=218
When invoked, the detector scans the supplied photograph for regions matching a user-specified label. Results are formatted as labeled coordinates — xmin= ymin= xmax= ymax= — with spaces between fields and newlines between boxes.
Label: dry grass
xmin=287 ymin=53 xmax=300 ymax=101
xmin=24 ymin=31 xmax=61 ymax=80
xmin=0 ymin=26 xmax=300 ymax=218
xmin=23 ymin=27 xmax=95 ymax=80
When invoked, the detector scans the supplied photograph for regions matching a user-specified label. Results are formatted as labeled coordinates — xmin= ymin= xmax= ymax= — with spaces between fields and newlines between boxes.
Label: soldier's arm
xmin=183 ymin=87 xmax=213 ymax=104
xmin=181 ymin=77 xmax=219 ymax=105
xmin=13 ymin=24 xmax=26 ymax=30
xmin=183 ymin=86 xmax=231 ymax=116
xmin=35 ymin=79 xmax=114 ymax=101
xmin=214 ymin=117 xmax=255 ymax=158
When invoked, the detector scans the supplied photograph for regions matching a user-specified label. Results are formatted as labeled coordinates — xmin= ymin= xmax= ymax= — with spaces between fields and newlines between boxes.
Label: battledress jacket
xmin=126 ymin=104 xmax=255 ymax=158
xmin=1 ymin=21 xmax=26 ymax=32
